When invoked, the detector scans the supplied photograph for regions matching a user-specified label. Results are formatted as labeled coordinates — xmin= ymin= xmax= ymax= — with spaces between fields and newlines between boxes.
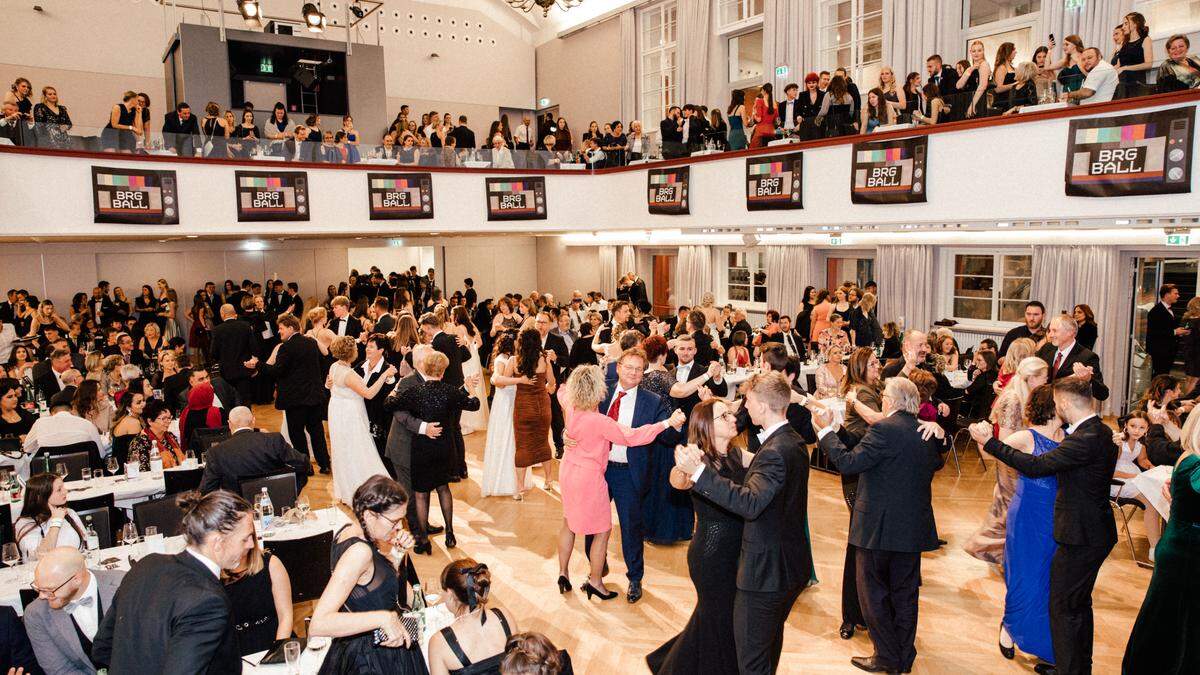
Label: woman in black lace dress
xmin=646 ymin=398 xmax=747 ymax=675
xmin=310 ymin=476 xmax=429 ymax=675
xmin=223 ymin=545 xmax=293 ymax=655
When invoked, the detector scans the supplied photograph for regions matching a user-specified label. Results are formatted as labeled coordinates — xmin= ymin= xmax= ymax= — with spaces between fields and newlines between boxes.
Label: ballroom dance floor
xmin=257 ymin=405 xmax=1147 ymax=674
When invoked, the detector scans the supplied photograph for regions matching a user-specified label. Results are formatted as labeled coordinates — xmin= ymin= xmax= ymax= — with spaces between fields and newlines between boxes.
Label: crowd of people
xmin=0 ymin=262 xmax=1198 ymax=674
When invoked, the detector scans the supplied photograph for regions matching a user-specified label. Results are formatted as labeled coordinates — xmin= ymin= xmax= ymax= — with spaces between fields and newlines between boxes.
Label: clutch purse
xmin=258 ymin=637 xmax=307 ymax=664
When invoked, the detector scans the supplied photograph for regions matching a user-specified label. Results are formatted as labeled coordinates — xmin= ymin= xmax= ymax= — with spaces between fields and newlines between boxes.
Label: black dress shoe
xmin=850 ymin=656 xmax=900 ymax=673
xmin=937 ymin=538 xmax=947 ymax=547
xmin=626 ymin=580 xmax=642 ymax=603
xmin=412 ymin=541 xmax=432 ymax=555
xmin=426 ymin=525 xmax=445 ymax=535
xmin=556 ymin=575 xmax=572 ymax=593
xmin=1033 ymin=663 xmax=1057 ymax=675
xmin=444 ymin=532 xmax=456 ymax=549
xmin=839 ymin=622 xmax=855 ymax=640
xmin=582 ymin=581 xmax=618 ymax=600
xmin=319 ymin=467 xmax=332 ymax=475
xmin=998 ymin=623 xmax=1015 ymax=660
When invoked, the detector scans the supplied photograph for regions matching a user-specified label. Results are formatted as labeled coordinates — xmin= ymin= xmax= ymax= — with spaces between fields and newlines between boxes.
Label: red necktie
xmin=1052 ymin=351 xmax=1064 ymax=377
xmin=608 ymin=390 xmax=625 ymax=421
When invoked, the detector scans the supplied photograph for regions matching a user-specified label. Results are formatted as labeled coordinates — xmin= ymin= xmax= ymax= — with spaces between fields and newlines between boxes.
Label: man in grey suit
xmin=382 ymin=345 xmax=443 ymax=531
xmin=25 ymin=547 xmax=125 ymax=675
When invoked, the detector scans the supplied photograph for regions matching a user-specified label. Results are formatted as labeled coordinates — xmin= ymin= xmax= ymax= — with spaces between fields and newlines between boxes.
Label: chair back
xmin=264 ymin=529 xmax=333 ymax=603
xmin=19 ymin=589 xmax=37 ymax=610
xmin=239 ymin=472 xmax=298 ymax=512
xmin=75 ymin=505 xmax=115 ymax=549
xmin=192 ymin=427 xmax=231 ymax=457
xmin=164 ymin=466 xmax=204 ymax=494
xmin=36 ymin=440 xmax=103 ymax=471
xmin=0 ymin=504 xmax=13 ymax=546
xmin=111 ymin=434 xmax=135 ymax=465
xmin=132 ymin=494 xmax=185 ymax=537
xmin=68 ymin=492 xmax=115 ymax=513
xmin=32 ymin=451 xmax=91 ymax=481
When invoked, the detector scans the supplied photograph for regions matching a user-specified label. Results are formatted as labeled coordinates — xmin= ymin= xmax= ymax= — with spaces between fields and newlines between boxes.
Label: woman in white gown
xmin=481 ymin=334 xmax=522 ymax=497
xmin=453 ymin=306 xmax=490 ymax=434
xmin=327 ymin=336 xmax=396 ymax=504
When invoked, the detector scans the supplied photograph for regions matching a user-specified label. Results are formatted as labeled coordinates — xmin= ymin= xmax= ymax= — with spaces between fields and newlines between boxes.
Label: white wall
xmin=535 ymin=237 xmax=602 ymax=299
xmin=346 ymin=246 xmax=436 ymax=279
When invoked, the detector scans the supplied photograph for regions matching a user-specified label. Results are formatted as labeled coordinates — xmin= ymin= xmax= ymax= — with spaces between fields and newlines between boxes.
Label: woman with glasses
xmin=309 ymin=475 xmax=426 ymax=674
xmin=15 ymin=472 xmax=87 ymax=559
xmin=127 ymin=399 xmax=185 ymax=470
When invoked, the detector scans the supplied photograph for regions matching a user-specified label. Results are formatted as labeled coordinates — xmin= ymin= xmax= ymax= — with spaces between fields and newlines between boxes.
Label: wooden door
xmin=652 ymin=254 xmax=675 ymax=317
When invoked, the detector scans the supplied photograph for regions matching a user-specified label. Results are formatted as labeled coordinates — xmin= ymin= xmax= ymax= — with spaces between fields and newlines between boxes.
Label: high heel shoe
xmin=839 ymin=621 xmax=855 ymax=640
xmin=557 ymin=575 xmax=572 ymax=593
xmin=998 ymin=623 xmax=1015 ymax=660
xmin=444 ymin=532 xmax=456 ymax=549
xmin=413 ymin=540 xmax=432 ymax=555
xmin=582 ymin=581 xmax=618 ymax=600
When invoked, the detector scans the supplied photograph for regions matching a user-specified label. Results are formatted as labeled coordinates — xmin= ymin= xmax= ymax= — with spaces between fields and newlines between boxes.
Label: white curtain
xmin=883 ymin=0 xmax=963 ymax=75
xmin=1030 ymin=245 xmax=1125 ymax=413
xmin=763 ymin=0 xmax=806 ymax=89
xmin=599 ymin=246 xmax=618 ymax=298
xmin=619 ymin=9 xmax=637 ymax=125
xmin=1040 ymin=0 xmax=1133 ymax=58
xmin=620 ymin=245 xmax=637 ymax=277
xmin=680 ymin=0 xmax=711 ymax=105
xmin=876 ymin=244 xmax=935 ymax=332
xmin=765 ymin=245 xmax=814 ymax=319
xmin=674 ymin=245 xmax=713 ymax=307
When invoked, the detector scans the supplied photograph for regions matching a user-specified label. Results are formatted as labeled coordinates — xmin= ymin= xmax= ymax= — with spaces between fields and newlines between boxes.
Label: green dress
xmin=1122 ymin=454 xmax=1200 ymax=674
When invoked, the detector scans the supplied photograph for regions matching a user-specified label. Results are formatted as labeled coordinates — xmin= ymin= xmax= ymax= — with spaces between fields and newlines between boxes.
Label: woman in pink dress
xmin=555 ymin=365 xmax=685 ymax=600
xmin=809 ymin=289 xmax=833 ymax=346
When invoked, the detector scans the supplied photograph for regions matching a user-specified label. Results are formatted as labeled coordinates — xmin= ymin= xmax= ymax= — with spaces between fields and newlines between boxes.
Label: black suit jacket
xmin=431 ymin=331 xmax=470 ymax=387
xmin=541 ymin=332 xmax=570 ymax=386
xmin=101 ymin=346 xmax=147 ymax=367
xmin=32 ymin=362 xmax=63 ymax=399
xmin=283 ymin=138 xmax=315 ymax=162
xmin=1036 ymin=342 xmax=1109 ymax=401
xmin=452 ymin=126 xmax=476 ymax=150
xmin=984 ymin=416 xmax=1118 ymax=548
xmin=199 ymin=428 xmax=311 ymax=494
xmin=0 ymin=605 xmax=39 ymax=675
xmin=93 ymin=551 xmax=240 ymax=674
xmin=628 ymin=279 xmax=649 ymax=309
xmin=162 ymin=112 xmax=200 ymax=155
xmin=668 ymin=362 xmax=728 ymax=420
xmin=260 ymin=334 xmax=326 ymax=409
xmin=373 ymin=313 xmax=397 ymax=335
xmin=209 ymin=319 xmax=257 ymax=381
xmin=930 ymin=65 xmax=960 ymax=97
xmin=693 ymin=425 xmax=813 ymax=593
xmin=329 ymin=315 xmax=363 ymax=340
xmin=464 ymin=288 xmax=477 ymax=309
xmin=737 ymin=381 xmax=816 ymax=448
xmin=1146 ymin=302 xmax=1179 ymax=365
xmin=820 ymin=412 xmax=944 ymax=552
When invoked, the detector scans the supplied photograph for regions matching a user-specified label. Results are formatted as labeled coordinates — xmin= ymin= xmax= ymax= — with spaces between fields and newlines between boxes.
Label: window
xmin=639 ymin=3 xmax=679 ymax=132
xmin=965 ymin=0 xmax=1041 ymax=27
xmin=818 ymin=0 xmax=883 ymax=86
xmin=963 ymin=0 xmax=1041 ymax=65
xmin=951 ymin=253 xmax=1032 ymax=323
xmin=1136 ymin=0 xmax=1200 ymax=37
xmin=728 ymin=30 xmax=764 ymax=84
xmin=726 ymin=250 xmax=767 ymax=305
xmin=719 ymin=0 xmax=765 ymax=28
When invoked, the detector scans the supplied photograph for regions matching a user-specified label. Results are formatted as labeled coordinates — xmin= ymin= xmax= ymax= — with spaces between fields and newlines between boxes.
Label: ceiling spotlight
xmin=302 ymin=3 xmax=326 ymax=32
xmin=238 ymin=0 xmax=262 ymax=27
xmin=349 ymin=1 xmax=366 ymax=19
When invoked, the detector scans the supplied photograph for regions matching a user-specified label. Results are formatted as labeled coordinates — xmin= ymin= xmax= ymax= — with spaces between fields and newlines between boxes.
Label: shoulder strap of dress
xmin=440 ymin=625 xmax=472 ymax=667
xmin=492 ymin=608 xmax=512 ymax=639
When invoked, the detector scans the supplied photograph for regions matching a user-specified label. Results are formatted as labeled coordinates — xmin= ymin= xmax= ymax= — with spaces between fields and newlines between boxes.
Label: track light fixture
xmin=302 ymin=3 xmax=326 ymax=32
xmin=237 ymin=0 xmax=262 ymax=28
xmin=349 ymin=1 xmax=366 ymax=20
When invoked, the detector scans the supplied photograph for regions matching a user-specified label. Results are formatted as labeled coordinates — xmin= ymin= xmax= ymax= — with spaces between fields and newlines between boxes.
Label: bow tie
xmin=65 ymin=595 xmax=94 ymax=611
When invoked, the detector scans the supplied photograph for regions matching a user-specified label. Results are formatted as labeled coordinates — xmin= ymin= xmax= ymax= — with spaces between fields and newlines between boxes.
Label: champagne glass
xmin=121 ymin=523 xmax=139 ymax=547
xmin=1 ymin=543 xmax=19 ymax=567
xmin=106 ymin=456 xmax=119 ymax=477
xmin=284 ymin=640 xmax=302 ymax=674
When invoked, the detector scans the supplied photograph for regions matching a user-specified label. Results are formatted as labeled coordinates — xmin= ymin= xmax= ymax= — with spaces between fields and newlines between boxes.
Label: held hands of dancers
xmin=1071 ymin=361 xmax=1094 ymax=380
xmin=674 ymin=444 xmax=704 ymax=474
xmin=810 ymin=405 xmax=834 ymax=432
xmin=666 ymin=408 xmax=687 ymax=431
xmin=968 ymin=421 xmax=993 ymax=444
xmin=917 ymin=421 xmax=945 ymax=441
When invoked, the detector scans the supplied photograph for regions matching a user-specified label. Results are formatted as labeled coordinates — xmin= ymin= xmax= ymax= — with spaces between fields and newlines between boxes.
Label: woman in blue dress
xmin=998 ymin=384 xmax=1061 ymax=669
xmin=726 ymin=91 xmax=747 ymax=151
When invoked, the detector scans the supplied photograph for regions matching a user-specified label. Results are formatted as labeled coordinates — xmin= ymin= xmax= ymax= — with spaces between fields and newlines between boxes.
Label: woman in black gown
xmin=223 ymin=545 xmax=293 ymax=655
xmin=646 ymin=398 xmax=747 ymax=675
xmin=310 ymin=475 xmax=429 ymax=675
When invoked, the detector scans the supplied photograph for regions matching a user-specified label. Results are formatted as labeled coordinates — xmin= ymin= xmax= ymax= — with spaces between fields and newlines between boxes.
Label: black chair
xmin=37 ymin=440 xmax=104 ymax=471
xmin=68 ymin=492 xmax=115 ymax=513
xmin=75 ymin=505 xmax=115 ymax=549
xmin=264 ymin=529 xmax=333 ymax=603
xmin=163 ymin=466 xmax=204 ymax=495
xmin=191 ymin=427 xmax=231 ymax=457
xmin=18 ymin=589 xmax=37 ymax=610
xmin=0 ymin=504 xmax=13 ymax=546
xmin=132 ymin=494 xmax=185 ymax=537
xmin=239 ymin=473 xmax=298 ymax=512
xmin=32 ymin=451 xmax=91 ymax=482
xmin=111 ymin=434 xmax=135 ymax=466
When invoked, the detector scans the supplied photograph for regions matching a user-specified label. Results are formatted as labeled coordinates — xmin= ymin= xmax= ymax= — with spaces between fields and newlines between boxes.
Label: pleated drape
xmin=674 ymin=245 xmax=713 ymax=307
xmin=876 ymin=244 xmax=935 ymax=332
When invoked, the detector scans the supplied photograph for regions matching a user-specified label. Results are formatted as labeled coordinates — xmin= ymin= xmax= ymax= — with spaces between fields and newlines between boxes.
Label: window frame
xmin=717 ymin=0 xmax=765 ymax=33
xmin=1133 ymin=0 xmax=1200 ymax=40
xmin=816 ymin=0 xmax=884 ymax=86
xmin=941 ymin=248 xmax=1033 ymax=328
xmin=638 ymin=1 xmax=680 ymax=144
xmin=727 ymin=27 xmax=766 ymax=90
xmin=718 ymin=247 xmax=769 ymax=311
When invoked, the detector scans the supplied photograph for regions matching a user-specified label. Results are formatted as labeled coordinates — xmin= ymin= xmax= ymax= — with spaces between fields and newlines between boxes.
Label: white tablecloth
xmin=1128 ymin=464 xmax=1173 ymax=522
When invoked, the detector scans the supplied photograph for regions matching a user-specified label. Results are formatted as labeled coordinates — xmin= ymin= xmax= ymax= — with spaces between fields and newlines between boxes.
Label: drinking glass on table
xmin=284 ymin=639 xmax=302 ymax=674
xmin=2 ymin=543 xmax=19 ymax=567
xmin=54 ymin=463 xmax=68 ymax=480
xmin=106 ymin=456 xmax=119 ymax=476
xmin=121 ymin=523 xmax=139 ymax=547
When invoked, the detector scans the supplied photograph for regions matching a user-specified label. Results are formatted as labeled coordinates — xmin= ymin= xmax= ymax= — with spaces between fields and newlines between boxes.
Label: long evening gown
xmin=328 ymin=362 xmax=391 ymax=504
xmin=646 ymin=457 xmax=747 ymax=675
xmin=640 ymin=369 xmax=693 ymax=544
xmin=964 ymin=389 xmax=1022 ymax=564
xmin=459 ymin=339 xmax=489 ymax=434
xmin=1122 ymin=453 xmax=1200 ymax=673
xmin=481 ymin=355 xmax=518 ymax=497
xmin=513 ymin=370 xmax=552 ymax=468
xmin=1003 ymin=430 xmax=1059 ymax=664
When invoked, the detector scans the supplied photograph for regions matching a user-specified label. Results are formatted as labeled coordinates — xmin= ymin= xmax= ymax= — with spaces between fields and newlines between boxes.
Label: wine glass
xmin=284 ymin=640 xmax=302 ymax=674
xmin=295 ymin=494 xmax=310 ymax=518
xmin=1 ymin=543 xmax=19 ymax=567
xmin=54 ymin=462 xmax=68 ymax=480
xmin=121 ymin=523 xmax=139 ymax=547
xmin=106 ymin=456 xmax=119 ymax=478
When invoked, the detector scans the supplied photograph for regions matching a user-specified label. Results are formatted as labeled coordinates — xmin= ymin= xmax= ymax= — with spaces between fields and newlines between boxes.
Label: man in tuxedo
xmin=816 ymin=378 xmax=945 ymax=674
xmin=370 ymin=297 xmax=395 ymax=335
xmin=660 ymin=106 xmax=684 ymax=159
xmin=925 ymin=55 xmax=960 ymax=121
xmin=33 ymin=347 xmax=74 ymax=399
xmin=676 ymin=371 xmax=812 ymax=674
xmin=739 ymin=345 xmax=816 ymax=449
xmin=103 ymin=332 xmax=146 ymax=367
xmin=1147 ymin=283 xmax=1187 ymax=377
xmin=463 ymin=278 xmax=478 ymax=310
xmin=970 ymin=376 xmax=1118 ymax=675
xmin=25 ymin=547 xmax=125 ymax=675
xmin=668 ymin=334 xmax=728 ymax=420
xmin=89 ymin=286 xmax=115 ymax=327
xmin=1036 ymin=314 xmax=1109 ymax=401
xmin=328 ymin=295 xmax=362 ymax=341
xmin=597 ymin=300 xmax=632 ymax=346
xmin=359 ymin=334 xmax=395 ymax=453
xmin=627 ymin=274 xmax=649 ymax=311
xmin=535 ymin=312 xmax=570 ymax=458
xmin=260 ymin=314 xmax=331 ymax=473
xmin=162 ymin=101 xmax=200 ymax=156
xmin=999 ymin=301 xmax=1047 ymax=358
xmin=285 ymin=282 xmax=304 ymax=318
xmin=0 ymin=289 xmax=17 ymax=325
xmin=208 ymin=304 xmax=259 ymax=406
xmin=199 ymin=406 xmax=310 ymax=494
xmin=772 ymin=315 xmax=808 ymax=361
xmin=421 ymin=312 xmax=471 ymax=478
xmin=284 ymin=125 xmax=314 ymax=162
xmin=777 ymin=82 xmax=802 ymax=135
xmin=681 ymin=105 xmax=704 ymax=154
xmin=265 ymin=279 xmax=288 ymax=319
xmin=93 ymin=491 xmax=253 ymax=674
xmin=452 ymin=115 xmax=475 ymax=150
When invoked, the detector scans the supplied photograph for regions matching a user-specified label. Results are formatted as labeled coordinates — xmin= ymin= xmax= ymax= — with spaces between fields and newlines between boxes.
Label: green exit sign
xmin=259 ymin=57 xmax=274 ymax=74
xmin=829 ymin=235 xmax=843 ymax=246
xmin=1166 ymin=233 xmax=1191 ymax=246
xmin=775 ymin=65 xmax=789 ymax=78
xmin=1065 ymin=0 xmax=1086 ymax=11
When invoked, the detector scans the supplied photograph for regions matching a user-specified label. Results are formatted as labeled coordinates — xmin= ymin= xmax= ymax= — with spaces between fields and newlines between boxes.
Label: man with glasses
xmin=24 ymin=547 xmax=125 ymax=673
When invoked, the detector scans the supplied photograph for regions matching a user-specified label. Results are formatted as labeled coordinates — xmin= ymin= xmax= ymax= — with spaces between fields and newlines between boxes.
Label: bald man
xmin=25 ymin=547 xmax=125 ymax=674
xmin=208 ymin=303 xmax=259 ymax=406
xmin=199 ymin=406 xmax=310 ymax=494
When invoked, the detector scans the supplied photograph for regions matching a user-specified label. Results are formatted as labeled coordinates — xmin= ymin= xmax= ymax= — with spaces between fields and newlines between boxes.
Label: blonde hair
xmin=1001 ymin=337 xmax=1037 ymax=375
xmin=223 ymin=543 xmax=266 ymax=583
xmin=566 ymin=364 xmax=609 ymax=411
xmin=743 ymin=371 xmax=792 ymax=412
xmin=422 ymin=351 xmax=449 ymax=378
xmin=330 ymin=335 xmax=357 ymax=362
xmin=306 ymin=306 xmax=327 ymax=329
xmin=859 ymin=292 xmax=876 ymax=314
xmin=1181 ymin=411 xmax=1200 ymax=455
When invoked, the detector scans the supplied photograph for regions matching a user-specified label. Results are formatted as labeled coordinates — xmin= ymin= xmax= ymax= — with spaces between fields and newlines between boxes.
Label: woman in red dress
xmin=751 ymin=83 xmax=777 ymax=148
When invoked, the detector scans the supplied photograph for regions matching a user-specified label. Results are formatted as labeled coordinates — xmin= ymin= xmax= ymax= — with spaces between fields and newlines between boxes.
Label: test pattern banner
xmin=367 ymin=173 xmax=434 ymax=219
xmin=647 ymin=167 xmax=690 ymax=215
xmin=850 ymin=136 xmax=928 ymax=204
xmin=1064 ymin=106 xmax=1194 ymax=197
xmin=234 ymin=170 xmax=310 ymax=222
xmin=91 ymin=166 xmax=179 ymax=224
xmin=485 ymin=177 xmax=546 ymax=221
xmin=746 ymin=152 xmax=803 ymax=210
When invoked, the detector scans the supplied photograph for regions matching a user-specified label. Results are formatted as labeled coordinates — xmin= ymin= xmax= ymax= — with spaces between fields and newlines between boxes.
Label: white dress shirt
xmin=334 ymin=316 xmax=347 ymax=336
xmin=0 ymin=323 xmax=17 ymax=365
xmin=781 ymin=98 xmax=798 ymax=129
xmin=22 ymin=411 xmax=104 ymax=455
xmin=186 ymin=547 xmax=222 ymax=578
xmin=607 ymin=385 xmax=638 ymax=463
xmin=691 ymin=419 xmax=788 ymax=482
xmin=514 ymin=123 xmax=533 ymax=146
xmin=781 ymin=331 xmax=799 ymax=357
xmin=675 ymin=361 xmax=694 ymax=383
xmin=1081 ymin=59 xmax=1118 ymax=103
xmin=1065 ymin=413 xmax=1098 ymax=435
xmin=68 ymin=570 xmax=101 ymax=640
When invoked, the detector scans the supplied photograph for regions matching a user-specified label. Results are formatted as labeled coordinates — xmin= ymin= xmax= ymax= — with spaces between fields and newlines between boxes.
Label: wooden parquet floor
xmin=257 ymin=405 xmax=1147 ymax=674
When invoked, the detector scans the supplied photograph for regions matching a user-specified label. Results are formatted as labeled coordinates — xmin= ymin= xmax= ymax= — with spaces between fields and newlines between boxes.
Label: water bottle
xmin=85 ymin=516 xmax=100 ymax=554
xmin=149 ymin=441 xmax=163 ymax=474
xmin=36 ymin=390 xmax=48 ymax=417
xmin=126 ymin=447 xmax=141 ymax=478
xmin=8 ymin=473 xmax=21 ymax=502
xmin=259 ymin=488 xmax=274 ymax=529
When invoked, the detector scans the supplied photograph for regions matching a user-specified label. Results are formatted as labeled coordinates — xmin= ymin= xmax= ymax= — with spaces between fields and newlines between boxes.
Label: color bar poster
xmin=485 ymin=177 xmax=546 ymax=221
xmin=1064 ymin=106 xmax=1193 ymax=197
xmin=746 ymin=152 xmax=803 ymax=210
xmin=234 ymin=171 xmax=309 ymax=222
xmin=367 ymin=173 xmax=433 ymax=220
xmin=91 ymin=166 xmax=179 ymax=224
xmin=648 ymin=167 xmax=689 ymax=215
xmin=850 ymin=136 xmax=928 ymax=204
